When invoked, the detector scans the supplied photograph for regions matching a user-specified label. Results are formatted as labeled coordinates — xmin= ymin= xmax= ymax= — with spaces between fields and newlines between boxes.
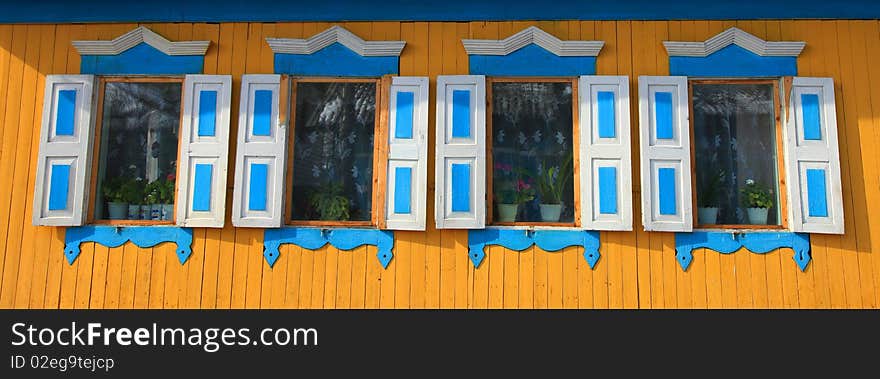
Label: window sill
xmin=484 ymin=224 xmax=583 ymax=231
xmin=64 ymin=225 xmax=193 ymax=265
xmin=675 ymin=230 xmax=811 ymax=272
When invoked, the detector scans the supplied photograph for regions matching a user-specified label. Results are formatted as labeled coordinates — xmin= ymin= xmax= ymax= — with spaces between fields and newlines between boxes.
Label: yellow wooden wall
xmin=1 ymin=20 xmax=879 ymax=309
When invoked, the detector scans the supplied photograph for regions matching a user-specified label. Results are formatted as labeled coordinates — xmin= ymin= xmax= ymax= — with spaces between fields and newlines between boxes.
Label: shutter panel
xmin=231 ymin=74 xmax=286 ymax=227
xmin=434 ymin=75 xmax=486 ymax=229
xmin=784 ymin=77 xmax=844 ymax=234
xmin=579 ymin=75 xmax=633 ymax=231
xmin=637 ymin=76 xmax=692 ymax=232
xmin=33 ymin=75 xmax=96 ymax=226
xmin=385 ymin=76 xmax=429 ymax=230
xmin=176 ymin=75 xmax=232 ymax=227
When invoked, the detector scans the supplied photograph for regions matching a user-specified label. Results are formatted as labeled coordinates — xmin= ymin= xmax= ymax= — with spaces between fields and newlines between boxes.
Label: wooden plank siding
xmin=0 ymin=20 xmax=878 ymax=309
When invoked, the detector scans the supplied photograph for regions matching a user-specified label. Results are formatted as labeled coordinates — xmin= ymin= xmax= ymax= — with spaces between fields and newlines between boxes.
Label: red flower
xmin=166 ymin=173 xmax=176 ymax=182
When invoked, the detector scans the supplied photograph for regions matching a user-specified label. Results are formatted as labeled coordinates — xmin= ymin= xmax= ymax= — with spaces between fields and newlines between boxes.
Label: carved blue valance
xmin=675 ymin=231 xmax=811 ymax=272
xmin=467 ymin=229 xmax=600 ymax=268
xmin=263 ymin=228 xmax=395 ymax=269
xmin=64 ymin=226 xmax=194 ymax=265
xmin=267 ymin=26 xmax=405 ymax=76
xmin=73 ymin=26 xmax=209 ymax=75
xmin=664 ymin=27 xmax=804 ymax=77
xmin=463 ymin=26 xmax=603 ymax=76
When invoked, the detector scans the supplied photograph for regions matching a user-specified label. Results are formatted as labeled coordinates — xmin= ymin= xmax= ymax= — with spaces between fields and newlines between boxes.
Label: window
xmin=690 ymin=80 xmax=785 ymax=228
xmin=487 ymin=78 xmax=578 ymax=226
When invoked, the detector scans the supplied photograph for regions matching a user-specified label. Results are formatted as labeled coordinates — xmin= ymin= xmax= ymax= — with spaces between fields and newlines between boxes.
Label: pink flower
xmin=517 ymin=180 xmax=530 ymax=191
xmin=167 ymin=173 xmax=176 ymax=182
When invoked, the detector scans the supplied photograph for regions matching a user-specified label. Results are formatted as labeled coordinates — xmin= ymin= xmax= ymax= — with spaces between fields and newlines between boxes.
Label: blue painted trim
xmin=192 ymin=163 xmax=212 ymax=212
xmin=197 ymin=90 xmax=217 ymax=137
xmin=394 ymin=91 xmax=414 ymax=139
xmin=252 ymin=90 xmax=273 ymax=136
xmin=598 ymin=166 xmax=618 ymax=215
xmin=80 ymin=43 xmax=204 ymax=75
xmin=675 ymin=231 xmax=811 ymax=272
xmin=248 ymin=163 xmax=268 ymax=211
xmin=669 ymin=45 xmax=798 ymax=77
xmin=263 ymin=228 xmax=394 ymax=269
xmin=468 ymin=229 xmax=600 ymax=269
xmin=64 ymin=226 xmax=194 ymax=265
xmin=658 ymin=167 xmax=677 ymax=216
xmin=274 ymin=43 xmax=399 ymax=76
xmin=48 ymin=164 xmax=70 ymax=211
xmin=596 ymin=91 xmax=616 ymax=139
xmin=393 ymin=167 xmax=412 ymax=214
xmin=5 ymin=1 xmax=880 ymax=23
xmin=801 ymin=93 xmax=822 ymax=140
xmin=468 ymin=44 xmax=597 ymax=76
xmin=55 ymin=89 xmax=76 ymax=136
xmin=450 ymin=163 xmax=471 ymax=212
xmin=806 ymin=168 xmax=828 ymax=217
xmin=654 ymin=92 xmax=673 ymax=140
xmin=451 ymin=90 xmax=471 ymax=139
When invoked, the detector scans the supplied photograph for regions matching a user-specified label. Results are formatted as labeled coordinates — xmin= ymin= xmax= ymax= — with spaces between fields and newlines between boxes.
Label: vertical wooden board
xmin=0 ymin=29 xmax=27 ymax=281
xmin=132 ymin=246 xmax=153 ymax=309
xmin=439 ymin=231 xmax=456 ymax=309
xmin=454 ymin=228 xmax=471 ymax=308
xmin=378 ymin=250 xmax=396 ymax=309
xmin=280 ymin=245 xmax=300 ymax=308
xmin=117 ymin=242 xmax=138 ymax=309
xmin=488 ymin=246 xmax=505 ymax=309
xmin=297 ymin=247 xmax=315 ymax=308
xmin=718 ymin=251 xmax=738 ymax=308
xmin=322 ymin=248 xmax=339 ymax=309
xmin=749 ymin=251 xmax=770 ymax=308
xmin=184 ymin=229 xmax=207 ymax=308
xmin=347 ymin=246 xmax=365 ymax=309
xmin=74 ymin=243 xmax=95 ymax=308
xmin=592 ymin=236 xmax=609 ymax=308
xmin=244 ymin=232 xmax=265 ymax=309
xmin=89 ymin=245 xmax=109 ymax=309
xmin=43 ymin=228 xmax=66 ymax=308
xmin=310 ymin=247 xmax=327 ymax=309
xmin=576 ymin=244 xmax=593 ymax=309
xmin=763 ymin=249 xmax=784 ymax=308
xmin=861 ymin=20 xmax=880 ymax=307
xmin=148 ymin=243 xmax=168 ymax=309
xmin=335 ymin=245 xmax=352 ymax=309
xmin=29 ymin=225 xmax=57 ymax=308
xmin=471 ymin=245 xmax=491 ymax=309
xmin=689 ymin=248 xmax=708 ymax=308
xmin=562 ymin=247 xmax=579 ymax=309
xmin=533 ymin=246 xmax=548 ymax=309
xmin=408 ymin=22 xmax=432 ymax=310
xmin=519 ymin=246 xmax=535 ymax=308
xmin=364 ymin=246 xmax=381 ymax=308
xmin=0 ymin=23 xmax=14 ymax=144
xmin=212 ymin=22 xmax=236 ymax=309
xmin=59 ymin=250 xmax=79 ymax=309
xmin=503 ymin=245 xmax=519 ymax=309
xmin=630 ymin=20 xmax=653 ymax=309
xmin=394 ymin=230 xmax=413 ymax=309
xmin=734 ymin=248 xmax=754 ymax=308
xmin=102 ymin=245 xmax=124 ymax=309
xmin=779 ymin=248 xmax=801 ymax=308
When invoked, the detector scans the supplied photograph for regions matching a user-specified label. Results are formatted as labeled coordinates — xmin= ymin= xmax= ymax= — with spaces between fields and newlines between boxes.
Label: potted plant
xmin=534 ymin=153 xmax=573 ymax=222
xmin=159 ymin=173 xmax=175 ymax=220
xmin=493 ymin=163 xmax=535 ymax=222
xmin=309 ymin=181 xmax=351 ymax=221
xmin=121 ymin=177 xmax=145 ymax=219
xmin=697 ymin=169 xmax=724 ymax=224
xmin=101 ymin=177 xmax=128 ymax=220
xmin=740 ymin=178 xmax=773 ymax=224
xmin=143 ymin=180 xmax=162 ymax=220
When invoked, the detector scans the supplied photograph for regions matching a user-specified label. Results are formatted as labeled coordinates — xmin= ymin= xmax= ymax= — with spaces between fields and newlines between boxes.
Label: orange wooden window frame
xmin=87 ymin=76 xmax=185 ymax=226
xmin=688 ymin=78 xmax=789 ymax=230
xmin=486 ymin=77 xmax=581 ymax=228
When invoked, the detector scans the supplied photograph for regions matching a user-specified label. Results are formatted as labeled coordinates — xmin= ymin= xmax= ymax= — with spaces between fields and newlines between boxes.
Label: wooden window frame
xmin=283 ymin=76 xmax=387 ymax=228
xmin=688 ymin=78 xmax=789 ymax=230
xmin=87 ymin=76 xmax=185 ymax=226
xmin=486 ymin=77 xmax=581 ymax=228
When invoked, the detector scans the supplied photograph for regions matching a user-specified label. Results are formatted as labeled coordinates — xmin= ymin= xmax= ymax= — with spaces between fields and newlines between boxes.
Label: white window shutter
xmin=385 ymin=76 xmax=429 ymax=230
xmin=33 ymin=75 xmax=96 ymax=226
xmin=637 ymin=76 xmax=692 ymax=232
xmin=231 ymin=74 xmax=286 ymax=228
xmin=176 ymin=75 xmax=232 ymax=227
xmin=784 ymin=77 xmax=844 ymax=234
xmin=579 ymin=75 xmax=633 ymax=231
xmin=434 ymin=75 xmax=486 ymax=229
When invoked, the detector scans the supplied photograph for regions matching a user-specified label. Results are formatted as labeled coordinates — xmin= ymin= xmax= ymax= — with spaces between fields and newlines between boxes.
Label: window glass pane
xmin=94 ymin=81 xmax=181 ymax=221
xmin=291 ymin=81 xmax=376 ymax=222
xmin=693 ymin=83 xmax=781 ymax=226
xmin=491 ymin=81 xmax=575 ymax=223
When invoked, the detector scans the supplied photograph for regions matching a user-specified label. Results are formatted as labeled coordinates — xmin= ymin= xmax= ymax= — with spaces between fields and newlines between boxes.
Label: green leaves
xmin=309 ymin=181 xmax=351 ymax=221
xmin=534 ymin=152 xmax=572 ymax=205
xmin=740 ymin=179 xmax=774 ymax=209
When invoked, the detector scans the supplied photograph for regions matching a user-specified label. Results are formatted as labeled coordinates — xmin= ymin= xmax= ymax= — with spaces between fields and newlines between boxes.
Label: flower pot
xmin=127 ymin=204 xmax=141 ymax=220
xmin=162 ymin=204 xmax=174 ymax=221
xmin=747 ymin=207 xmax=769 ymax=225
xmin=150 ymin=204 xmax=162 ymax=221
xmin=496 ymin=203 xmax=519 ymax=222
xmin=697 ymin=207 xmax=719 ymax=224
xmin=140 ymin=204 xmax=151 ymax=220
xmin=107 ymin=202 xmax=128 ymax=220
xmin=539 ymin=203 xmax=563 ymax=222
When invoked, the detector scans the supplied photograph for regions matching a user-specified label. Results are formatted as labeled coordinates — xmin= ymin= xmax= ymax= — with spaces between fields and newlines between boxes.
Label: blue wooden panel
xmin=806 ymin=168 xmax=828 ymax=217
xmin=801 ymin=93 xmax=822 ymax=140
xmin=55 ymin=89 xmax=76 ymax=136
xmin=669 ymin=45 xmax=798 ymax=77
xmin=658 ymin=167 xmax=677 ymax=215
xmin=48 ymin=164 xmax=70 ymax=211
xmin=192 ymin=163 xmax=213 ymax=212
xmin=252 ymin=90 xmax=272 ymax=136
xmin=469 ymin=44 xmax=597 ymax=76
xmin=80 ymin=43 xmax=204 ymax=75
xmin=654 ymin=92 xmax=674 ymax=140
xmin=264 ymin=228 xmax=394 ymax=269
xmin=394 ymin=91 xmax=414 ymax=139
xmin=451 ymin=163 xmax=471 ymax=212
xmin=393 ymin=167 xmax=412 ymax=214
xmin=248 ymin=163 xmax=268 ymax=211
xmin=65 ymin=226 xmax=194 ymax=265
xmin=274 ymin=43 xmax=399 ymax=76
xmin=675 ymin=231 xmax=811 ymax=272
xmin=197 ymin=90 xmax=217 ymax=137
xmin=598 ymin=166 xmax=618 ymax=215
xmin=451 ymin=90 xmax=470 ymax=139
xmin=597 ymin=91 xmax=616 ymax=138
xmin=468 ymin=229 xmax=601 ymax=269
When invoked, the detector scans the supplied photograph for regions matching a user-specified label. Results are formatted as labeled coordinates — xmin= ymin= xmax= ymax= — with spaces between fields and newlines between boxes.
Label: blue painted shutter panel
xmin=784 ymin=77 xmax=844 ymax=234
xmin=176 ymin=75 xmax=232 ymax=227
xmin=435 ymin=75 xmax=486 ymax=229
xmin=386 ymin=77 xmax=429 ymax=230
xmin=33 ymin=75 xmax=96 ymax=226
xmin=579 ymin=76 xmax=633 ymax=231
xmin=637 ymin=76 xmax=692 ymax=232
xmin=232 ymin=74 xmax=285 ymax=228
